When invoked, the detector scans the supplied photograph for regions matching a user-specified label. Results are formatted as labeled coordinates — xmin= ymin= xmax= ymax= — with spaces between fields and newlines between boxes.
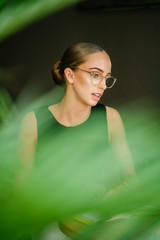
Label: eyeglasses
xmin=73 ymin=67 xmax=117 ymax=88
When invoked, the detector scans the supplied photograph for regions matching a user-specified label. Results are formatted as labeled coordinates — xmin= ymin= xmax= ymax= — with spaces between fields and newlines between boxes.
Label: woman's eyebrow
xmin=89 ymin=67 xmax=111 ymax=75
xmin=89 ymin=67 xmax=104 ymax=72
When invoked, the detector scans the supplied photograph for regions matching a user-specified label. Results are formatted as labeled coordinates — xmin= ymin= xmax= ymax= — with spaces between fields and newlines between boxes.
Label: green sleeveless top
xmin=34 ymin=104 xmax=112 ymax=187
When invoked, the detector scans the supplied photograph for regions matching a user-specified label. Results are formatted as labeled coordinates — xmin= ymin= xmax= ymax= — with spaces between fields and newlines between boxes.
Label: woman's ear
xmin=64 ymin=68 xmax=74 ymax=84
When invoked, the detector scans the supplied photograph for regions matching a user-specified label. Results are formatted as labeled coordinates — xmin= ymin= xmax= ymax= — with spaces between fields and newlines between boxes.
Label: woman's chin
xmin=81 ymin=99 xmax=99 ymax=107
xmin=89 ymin=99 xmax=99 ymax=106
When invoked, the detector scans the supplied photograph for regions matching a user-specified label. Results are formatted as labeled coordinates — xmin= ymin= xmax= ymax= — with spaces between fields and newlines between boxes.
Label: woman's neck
xmin=50 ymin=90 xmax=91 ymax=127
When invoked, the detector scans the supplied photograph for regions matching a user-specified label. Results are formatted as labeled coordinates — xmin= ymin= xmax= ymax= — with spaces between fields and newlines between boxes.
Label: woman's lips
xmin=91 ymin=93 xmax=102 ymax=101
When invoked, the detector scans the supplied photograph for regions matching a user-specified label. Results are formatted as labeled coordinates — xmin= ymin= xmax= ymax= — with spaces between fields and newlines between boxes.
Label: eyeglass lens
xmin=106 ymin=77 xmax=115 ymax=88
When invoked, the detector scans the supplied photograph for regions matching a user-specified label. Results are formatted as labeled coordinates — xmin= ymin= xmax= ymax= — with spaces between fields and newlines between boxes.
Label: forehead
xmin=81 ymin=51 xmax=111 ymax=72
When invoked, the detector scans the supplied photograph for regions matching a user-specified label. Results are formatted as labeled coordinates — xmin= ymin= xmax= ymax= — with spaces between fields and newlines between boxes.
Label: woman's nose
xmin=98 ymin=79 xmax=107 ymax=90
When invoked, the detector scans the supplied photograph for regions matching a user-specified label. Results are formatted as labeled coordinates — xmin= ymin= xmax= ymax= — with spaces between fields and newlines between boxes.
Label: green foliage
xmin=0 ymin=0 xmax=81 ymax=41
xmin=0 ymin=1 xmax=160 ymax=239
xmin=0 ymin=91 xmax=160 ymax=239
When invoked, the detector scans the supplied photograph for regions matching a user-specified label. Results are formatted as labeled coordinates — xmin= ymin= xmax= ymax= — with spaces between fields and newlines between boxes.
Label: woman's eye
xmin=92 ymin=72 xmax=99 ymax=78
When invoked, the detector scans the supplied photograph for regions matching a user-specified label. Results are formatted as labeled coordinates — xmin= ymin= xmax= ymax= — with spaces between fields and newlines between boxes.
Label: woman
xmin=21 ymin=42 xmax=135 ymax=173
xmin=20 ymin=42 xmax=135 ymax=238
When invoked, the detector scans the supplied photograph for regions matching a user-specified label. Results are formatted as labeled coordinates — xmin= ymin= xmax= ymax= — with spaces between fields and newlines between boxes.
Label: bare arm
xmin=107 ymin=106 xmax=136 ymax=180
xmin=19 ymin=111 xmax=37 ymax=171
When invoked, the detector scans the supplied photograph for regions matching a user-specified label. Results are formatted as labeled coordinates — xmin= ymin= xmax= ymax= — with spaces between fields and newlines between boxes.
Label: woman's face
xmin=71 ymin=50 xmax=112 ymax=107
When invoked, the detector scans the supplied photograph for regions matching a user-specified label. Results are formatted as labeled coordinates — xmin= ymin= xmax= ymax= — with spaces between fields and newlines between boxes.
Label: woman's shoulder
xmin=94 ymin=104 xmax=122 ymax=125
xmin=20 ymin=111 xmax=37 ymax=141
xmin=105 ymin=106 xmax=125 ymax=142
xmin=105 ymin=106 xmax=121 ymax=121
xmin=22 ymin=111 xmax=37 ymax=127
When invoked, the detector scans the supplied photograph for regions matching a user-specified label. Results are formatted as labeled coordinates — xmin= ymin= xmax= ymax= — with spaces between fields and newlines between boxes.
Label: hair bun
xmin=52 ymin=60 xmax=64 ymax=85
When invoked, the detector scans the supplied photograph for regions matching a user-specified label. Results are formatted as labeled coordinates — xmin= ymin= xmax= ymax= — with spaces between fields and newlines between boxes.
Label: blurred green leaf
xmin=0 ymin=86 xmax=160 ymax=240
xmin=0 ymin=0 xmax=81 ymax=41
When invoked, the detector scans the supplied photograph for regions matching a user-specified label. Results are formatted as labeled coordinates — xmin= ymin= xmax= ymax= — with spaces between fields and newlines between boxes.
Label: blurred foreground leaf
xmin=0 ymin=0 xmax=81 ymax=42
xmin=0 ymin=92 xmax=160 ymax=240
